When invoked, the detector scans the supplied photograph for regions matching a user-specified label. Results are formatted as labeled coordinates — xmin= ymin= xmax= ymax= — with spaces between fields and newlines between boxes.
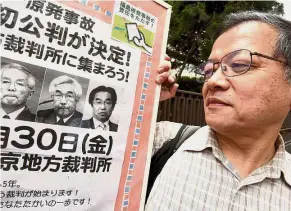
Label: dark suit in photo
xmin=81 ymin=118 xmax=118 ymax=132
xmin=36 ymin=109 xmax=83 ymax=127
xmin=16 ymin=107 xmax=36 ymax=122
xmin=2 ymin=107 xmax=36 ymax=122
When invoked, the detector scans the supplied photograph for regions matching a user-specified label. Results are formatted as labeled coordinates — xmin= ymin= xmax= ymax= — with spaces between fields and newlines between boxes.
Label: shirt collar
xmin=276 ymin=134 xmax=291 ymax=186
xmin=180 ymin=126 xmax=291 ymax=186
xmin=180 ymin=126 xmax=219 ymax=152
xmin=56 ymin=112 xmax=74 ymax=123
xmin=93 ymin=118 xmax=109 ymax=130
xmin=0 ymin=106 xmax=25 ymax=120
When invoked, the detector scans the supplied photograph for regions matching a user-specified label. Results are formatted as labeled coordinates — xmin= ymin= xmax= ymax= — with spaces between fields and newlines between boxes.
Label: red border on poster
xmin=57 ymin=1 xmax=171 ymax=210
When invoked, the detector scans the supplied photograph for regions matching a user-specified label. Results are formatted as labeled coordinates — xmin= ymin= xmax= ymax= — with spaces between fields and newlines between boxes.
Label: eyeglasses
xmin=54 ymin=93 xmax=75 ymax=101
xmin=195 ymin=49 xmax=286 ymax=82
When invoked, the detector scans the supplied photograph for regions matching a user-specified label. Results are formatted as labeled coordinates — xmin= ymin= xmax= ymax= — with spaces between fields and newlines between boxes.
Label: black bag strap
xmin=169 ymin=124 xmax=188 ymax=153
xmin=175 ymin=125 xmax=201 ymax=150
xmin=145 ymin=124 xmax=200 ymax=203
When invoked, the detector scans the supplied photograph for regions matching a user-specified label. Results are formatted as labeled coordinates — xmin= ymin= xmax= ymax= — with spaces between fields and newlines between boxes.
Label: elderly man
xmin=147 ymin=11 xmax=291 ymax=210
xmin=36 ymin=75 xmax=83 ymax=127
xmin=81 ymin=86 xmax=118 ymax=132
xmin=0 ymin=63 xmax=36 ymax=122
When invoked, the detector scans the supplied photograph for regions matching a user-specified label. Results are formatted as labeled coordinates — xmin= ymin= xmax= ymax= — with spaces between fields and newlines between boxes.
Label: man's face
xmin=202 ymin=22 xmax=291 ymax=134
xmin=1 ymin=68 xmax=33 ymax=109
xmin=92 ymin=91 xmax=114 ymax=123
xmin=53 ymin=83 xmax=78 ymax=118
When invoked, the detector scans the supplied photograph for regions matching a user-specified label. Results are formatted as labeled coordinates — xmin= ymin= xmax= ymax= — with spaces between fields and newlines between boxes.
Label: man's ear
xmin=27 ymin=90 xmax=34 ymax=101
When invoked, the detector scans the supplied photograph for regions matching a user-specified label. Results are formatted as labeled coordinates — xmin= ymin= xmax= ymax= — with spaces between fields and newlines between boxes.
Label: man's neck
xmin=56 ymin=112 xmax=75 ymax=122
xmin=93 ymin=117 xmax=109 ymax=125
xmin=215 ymin=128 xmax=279 ymax=179
xmin=1 ymin=104 xmax=25 ymax=114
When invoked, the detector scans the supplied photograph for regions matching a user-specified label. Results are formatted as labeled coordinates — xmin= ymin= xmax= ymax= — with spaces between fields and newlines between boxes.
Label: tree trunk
xmin=176 ymin=43 xmax=197 ymax=82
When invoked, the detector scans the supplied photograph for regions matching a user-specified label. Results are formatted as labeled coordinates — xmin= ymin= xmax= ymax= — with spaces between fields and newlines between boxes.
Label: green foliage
xmin=178 ymin=76 xmax=203 ymax=93
xmin=166 ymin=1 xmax=284 ymax=91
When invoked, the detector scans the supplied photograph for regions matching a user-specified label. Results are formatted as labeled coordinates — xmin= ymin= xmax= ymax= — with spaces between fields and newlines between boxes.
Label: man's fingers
xmin=158 ymin=60 xmax=171 ymax=74
xmin=156 ymin=55 xmax=175 ymax=102
xmin=168 ymin=75 xmax=176 ymax=83
xmin=169 ymin=83 xmax=179 ymax=96
xmin=164 ymin=54 xmax=170 ymax=61
xmin=159 ymin=83 xmax=178 ymax=101
xmin=156 ymin=71 xmax=170 ymax=84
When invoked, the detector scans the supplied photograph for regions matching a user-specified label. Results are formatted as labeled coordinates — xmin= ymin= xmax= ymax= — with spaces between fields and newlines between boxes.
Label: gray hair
xmin=217 ymin=11 xmax=291 ymax=82
xmin=1 ymin=63 xmax=36 ymax=91
xmin=49 ymin=75 xmax=82 ymax=100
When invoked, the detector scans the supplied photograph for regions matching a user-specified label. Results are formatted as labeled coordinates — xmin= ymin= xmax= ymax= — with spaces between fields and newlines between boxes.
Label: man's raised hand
xmin=156 ymin=55 xmax=179 ymax=101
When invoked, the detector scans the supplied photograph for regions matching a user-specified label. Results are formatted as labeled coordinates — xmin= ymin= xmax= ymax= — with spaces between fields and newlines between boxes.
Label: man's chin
xmin=206 ymin=115 xmax=238 ymax=131
xmin=2 ymin=98 xmax=18 ymax=104
xmin=206 ymin=113 xmax=228 ymax=125
xmin=95 ymin=117 xmax=109 ymax=123
xmin=56 ymin=110 xmax=73 ymax=119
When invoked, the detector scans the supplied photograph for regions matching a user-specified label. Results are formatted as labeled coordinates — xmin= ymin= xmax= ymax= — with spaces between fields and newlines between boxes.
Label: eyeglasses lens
xmin=196 ymin=49 xmax=252 ymax=82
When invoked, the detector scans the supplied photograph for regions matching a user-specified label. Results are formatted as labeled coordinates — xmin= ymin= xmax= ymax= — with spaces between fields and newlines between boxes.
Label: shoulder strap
xmin=168 ymin=124 xmax=188 ymax=153
xmin=174 ymin=125 xmax=200 ymax=151
xmin=146 ymin=124 xmax=200 ymax=203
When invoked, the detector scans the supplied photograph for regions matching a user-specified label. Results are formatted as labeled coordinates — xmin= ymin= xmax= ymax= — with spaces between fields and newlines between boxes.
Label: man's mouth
xmin=98 ymin=112 xmax=107 ymax=115
xmin=206 ymin=97 xmax=231 ymax=107
xmin=58 ymin=107 xmax=68 ymax=110
xmin=3 ymin=95 xmax=18 ymax=99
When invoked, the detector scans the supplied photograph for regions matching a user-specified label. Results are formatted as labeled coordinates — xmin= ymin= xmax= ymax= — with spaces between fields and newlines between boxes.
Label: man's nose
xmin=8 ymin=82 xmax=16 ymax=91
xmin=205 ymin=67 xmax=230 ymax=91
xmin=60 ymin=96 xmax=67 ymax=104
xmin=100 ymin=103 xmax=106 ymax=109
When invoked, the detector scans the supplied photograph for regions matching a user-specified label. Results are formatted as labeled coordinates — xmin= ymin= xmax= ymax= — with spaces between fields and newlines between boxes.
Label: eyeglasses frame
xmin=199 ymin=49 xmax=287 ymax=81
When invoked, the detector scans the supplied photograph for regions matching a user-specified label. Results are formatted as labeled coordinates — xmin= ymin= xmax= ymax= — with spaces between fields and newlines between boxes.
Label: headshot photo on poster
xmin=36 ymin=69 xmax=89 ymax=127
xmin=81 ymin=81 xmax=124 ymax=132
xmin=0 ymin=56 xmax=46 ymax=122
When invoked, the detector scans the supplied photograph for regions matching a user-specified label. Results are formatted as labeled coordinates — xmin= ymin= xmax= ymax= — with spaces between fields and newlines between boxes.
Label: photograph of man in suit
xmin=81 ymin=86 xmax=118 ymax=132
xmin=0 ymin=63 xmax=36 ymax=121
xmin=36 ymin=75 xmax=83 ymax=127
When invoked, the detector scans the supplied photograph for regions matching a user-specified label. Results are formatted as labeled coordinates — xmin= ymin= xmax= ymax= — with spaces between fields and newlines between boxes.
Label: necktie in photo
xmin=57 ymin=119 xmax=65 ymax=125
xmin=97 ymin=123 xmax=107 ymax=131
xmin=2 ymin=115 xmax=10 ymax=119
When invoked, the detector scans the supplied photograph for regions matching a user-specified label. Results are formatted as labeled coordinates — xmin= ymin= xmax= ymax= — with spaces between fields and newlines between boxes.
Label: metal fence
xmin=157 ymin=89 xmax=206 ymax=126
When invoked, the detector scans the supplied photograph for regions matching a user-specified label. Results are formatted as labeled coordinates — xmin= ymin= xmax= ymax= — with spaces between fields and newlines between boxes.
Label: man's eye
xmin=231 ymin=63 xmax=249 ymax=72
xmin=204 ymin=69 xmax=213 ymax=76
xmin=16 ymin=82 xmax=25 ymax=87
xmin=231 ymin=63 xmax=249 ymax=67
xmin=2 ymin=80 xmax=10 ymax=84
